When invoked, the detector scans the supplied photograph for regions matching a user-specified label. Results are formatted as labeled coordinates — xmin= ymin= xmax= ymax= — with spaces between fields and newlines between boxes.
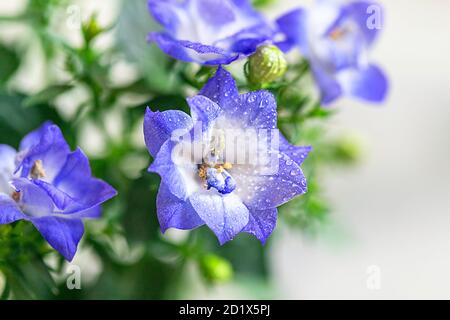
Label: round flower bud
xmin=246 ymin=45 xmax=287 ymax=85
xmin=199 ymin=254 xmax=233 ymax=284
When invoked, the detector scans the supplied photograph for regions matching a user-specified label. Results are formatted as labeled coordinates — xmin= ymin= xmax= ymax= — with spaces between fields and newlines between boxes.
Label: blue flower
xmin=277 ymin=0 xmax=388 ymax=104
xmin=0 ymin=122 xmax=117 ymax=261
xmin=147 ymin=0 xmax=275 ymax=65
xmin=144 ymin=67 xmax=311 ymax=244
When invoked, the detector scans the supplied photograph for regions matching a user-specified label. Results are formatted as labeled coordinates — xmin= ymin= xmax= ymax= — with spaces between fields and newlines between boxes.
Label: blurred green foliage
xmin=0 ymin=0 xmax=360 ymax=299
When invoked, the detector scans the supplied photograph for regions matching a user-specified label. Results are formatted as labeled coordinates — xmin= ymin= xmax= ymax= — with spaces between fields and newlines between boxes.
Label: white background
xmin=270 ymin=0 xmax=450 ymax=299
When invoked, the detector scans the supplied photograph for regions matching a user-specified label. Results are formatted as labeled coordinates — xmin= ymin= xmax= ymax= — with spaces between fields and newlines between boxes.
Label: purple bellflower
xmin=0 ymin=122 xmax=117 ymax=261
xmin=147 ymin=0 xmax=275 ymax=65
xmin=277 ymin=0 xmax=388 ymax=104
xmin=144 ymin=67 xmax=311 ymax=244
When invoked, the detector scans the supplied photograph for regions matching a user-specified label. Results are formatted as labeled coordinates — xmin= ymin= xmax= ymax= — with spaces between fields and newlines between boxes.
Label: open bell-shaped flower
xmin=144 ymin=67 xmax=311 ymax=244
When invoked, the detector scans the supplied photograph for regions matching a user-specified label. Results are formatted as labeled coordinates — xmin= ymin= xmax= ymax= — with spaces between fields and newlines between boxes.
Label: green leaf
xmin=116 ymin=0 xmax=179 ymax=93
xmin=23 ymin=84 xmax=73 ymax=107
xmin=0 ymin=44 xmax=20 ymax=85
xmin=307 ymin=106 xmax=335 ymax=118
xmin=121 ymin=174 xmax=161 ymax=244
xmin=0 ymin=92 xmax=65 ymax=147
xmin=5 ymin=257 xmax=56 ymax=299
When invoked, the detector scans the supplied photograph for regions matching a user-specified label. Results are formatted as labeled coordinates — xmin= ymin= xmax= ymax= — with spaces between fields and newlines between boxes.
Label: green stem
xmin=0 ymin=277 xmax=9 ymax=300
xmin=0 ymin=15 xmax=27 ymax=22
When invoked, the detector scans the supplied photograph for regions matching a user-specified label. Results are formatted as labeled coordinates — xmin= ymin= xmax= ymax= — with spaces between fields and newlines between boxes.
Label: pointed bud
xmin=82 ymin=14 xmax=103 ymax=45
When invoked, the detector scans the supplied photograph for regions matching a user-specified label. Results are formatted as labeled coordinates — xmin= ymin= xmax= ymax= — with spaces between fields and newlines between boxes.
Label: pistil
xmin=198 ymin=162 xmax=236 ymax=195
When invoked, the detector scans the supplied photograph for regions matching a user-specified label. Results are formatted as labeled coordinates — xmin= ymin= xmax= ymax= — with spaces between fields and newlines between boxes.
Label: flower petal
xmin=147 ymin=0 xmax=273 ymax=65
xmin=233 ymin=152 xmax=308 ymax=210
xmin=70 ymin=206 xmax=102 ymax=219
xmin=0 ymin=144 xmax=16 ymax=194
xmin=32 ymin=179 xmax=74 ymax=211
xmin=147 ymin=0 xmax=181 ymax=34
xmin=279 ymin=133 xmax=312 ymax=166
xmin=30 ymin=216 xmax=84 ymax=261
xmin=149 ymin=32 xmax=239 ymax=65
xmin=149 ymin=140 xmax=199 ymax=200
xmin=17 ymin=122 xmax=70 ymax=182
xmin=196 ymin=0 xmax=236 ymax=26
xmin=11 ymin=178 xmax=55 ymax=218
xmin=276 ymin=8 xmax=309 ymax=53
xmin=337 ymin=64 xmax=388 ymax=103
xmin=199 ymin=67 xmax=239 ymax=110
xmin=312 ymin=64 xmax=343 ymax=104
xmin=189 ymin=192 xmax=249 ymax=245
xmin=228 ymin=91 xmax=278 ymax=129
xmin=243 ymin=208 xmax=277 ymax=244
xmin=347 ymin=1 xmax=382 ymax=46
xmin=156 ymin=182 xmax=204 ymax=232
xmin=187 ymin=95 xmax=222 ymax=130
xmin=0 ymin=194 xmax=25 ymax=224
xmin=18 ymin=121 xmax=53 ymax=151
xmin=227 ymin=28 xmax=272 ymax=56
xmin=144 ymin=107 xmax=193 ymax=157
xmin=50 ymin=148 xmax=117 ymax=213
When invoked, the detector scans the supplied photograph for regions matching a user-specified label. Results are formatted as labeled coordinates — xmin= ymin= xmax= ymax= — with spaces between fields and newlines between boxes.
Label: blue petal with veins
xmin=145 ymin=67 xmax=311 ymax=244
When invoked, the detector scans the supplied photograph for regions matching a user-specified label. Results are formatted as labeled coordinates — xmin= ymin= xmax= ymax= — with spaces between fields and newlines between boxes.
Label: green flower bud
xmin=82 ymin=14 xmax=104 ymax=45
xmin=246 ymin=45 xmax=287 ymax=85
xmin=199 ymin=254 xmax=233 ymax=284
xmin=333 ymin=135 xmax=363 ymax=164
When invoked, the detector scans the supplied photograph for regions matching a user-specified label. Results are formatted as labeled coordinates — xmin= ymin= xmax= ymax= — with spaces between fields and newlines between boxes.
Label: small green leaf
xmin=116 ymin=0 xmax=179 ymax=93
xmin=252 ymin=0 xmax=277 ymax=8
xmin=0 ymin=44 xmax=20 ymax=85
xmin=308 ymin=106 xmax=335 ymax=118
xmin=23 ymin=84 xmax=73 ymax=107
xmin=0 ymin=92 xmax=65 ymax=147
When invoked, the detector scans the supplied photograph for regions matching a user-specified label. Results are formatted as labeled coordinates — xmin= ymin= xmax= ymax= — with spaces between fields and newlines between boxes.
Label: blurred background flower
xmin=147 ymin=0 xmax=275 ymax=65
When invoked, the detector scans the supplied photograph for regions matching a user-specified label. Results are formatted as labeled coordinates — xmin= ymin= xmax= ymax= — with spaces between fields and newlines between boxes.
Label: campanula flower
xmin=147 ymin=0 xmax=275 ymax=65
xmin=277 ymin=0 xmax=388 ymax=104
xmin=144 ymin=67 xmax=310 ymax=244
xmin=0 ymin=122 xmax=117 ymax=261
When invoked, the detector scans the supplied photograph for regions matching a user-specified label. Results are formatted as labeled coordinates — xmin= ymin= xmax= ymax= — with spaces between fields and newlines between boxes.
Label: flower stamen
xmin=30 ymin=159 xmax=46 ymax=179
xmin=12 ymin=191 xmax=20 ymax=202
xmin=329 ymin=27 xmax=348 ymax=41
